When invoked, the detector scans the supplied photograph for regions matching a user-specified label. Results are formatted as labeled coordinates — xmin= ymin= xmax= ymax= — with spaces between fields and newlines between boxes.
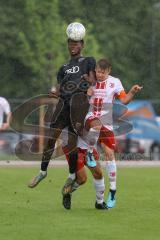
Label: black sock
xmin=68 ymin=151 xmax=78 ymax=174
xmin=41 ymin=160 xmax=49 ymax=171
xmin=41 ymin=148 xmax=54 ymax=171
xmin=110 ymin=189 xmax=116 ymax=200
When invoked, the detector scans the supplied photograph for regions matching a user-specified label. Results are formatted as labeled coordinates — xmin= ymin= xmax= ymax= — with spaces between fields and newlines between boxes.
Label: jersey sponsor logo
xmin=109 ymin=82 xmax=115 ymax=88
xmin=65 ymin=66 xmax=80 ymax=74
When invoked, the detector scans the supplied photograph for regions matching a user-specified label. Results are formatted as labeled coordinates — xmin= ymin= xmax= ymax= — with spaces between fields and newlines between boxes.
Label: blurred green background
xmin=0 ymin=0 xmax=160 ymax=99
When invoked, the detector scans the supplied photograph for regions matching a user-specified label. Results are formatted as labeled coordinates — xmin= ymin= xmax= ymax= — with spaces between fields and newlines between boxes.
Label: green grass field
xmin=0 ymin=166 xmax=160 ymax=240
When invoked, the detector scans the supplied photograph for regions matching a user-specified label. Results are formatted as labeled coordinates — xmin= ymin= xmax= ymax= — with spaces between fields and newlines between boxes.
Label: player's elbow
xmin=120 ymin=98 xmax=129 ymax=105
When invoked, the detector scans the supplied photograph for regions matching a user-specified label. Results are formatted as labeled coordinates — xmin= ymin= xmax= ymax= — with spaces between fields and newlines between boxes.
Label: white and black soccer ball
xmin=66 ymin=22 xmax=86 ymax=41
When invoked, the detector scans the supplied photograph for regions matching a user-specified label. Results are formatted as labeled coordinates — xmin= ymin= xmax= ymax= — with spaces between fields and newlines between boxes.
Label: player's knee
xmin=92 ymin=170 xmax=103 ymax=179
xmin=76 ymin=175 xmax=87 ymax=185
xmin=90 ymin=119 xmax=102 ymax=131
xmin=104 ymin=150 xmax=115 ymax=160
xmin=93 ymin=125 xmax=102 ymax=131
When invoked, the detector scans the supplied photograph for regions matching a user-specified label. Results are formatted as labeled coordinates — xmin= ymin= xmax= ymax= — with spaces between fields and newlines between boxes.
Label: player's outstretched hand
xmin=130 ymin=85 xmax=143 ymax=94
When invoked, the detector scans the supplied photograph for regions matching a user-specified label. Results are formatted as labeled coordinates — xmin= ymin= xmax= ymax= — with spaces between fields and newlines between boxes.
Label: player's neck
xmin=70 ymin=53 xmax=83 ymax=59
xmin=97 ymin=79 xmax=106 ymax=83
xmin=97 ymin=75 xmax=109 ymax=83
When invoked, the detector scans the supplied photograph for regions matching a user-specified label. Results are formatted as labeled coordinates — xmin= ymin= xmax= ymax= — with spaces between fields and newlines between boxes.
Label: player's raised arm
xmin=120 ymin=85 xmax=143 ymax=105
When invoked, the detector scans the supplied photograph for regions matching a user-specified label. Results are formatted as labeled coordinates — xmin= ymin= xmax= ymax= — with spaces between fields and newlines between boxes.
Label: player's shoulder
xmin=108 ymin=75 xmax=121 ymax=83
xmin=85 ymin=56 xmax=96 ymax=60
xmin=84 ymin=56 xmax=96 ymax=68
xmin=0 ymin=97 xmax=8 ymax=104
xmin=77 ymin=56 xmax=95 ymax=63
xmin=61 ymin=62 xmax=69 ymax=68
xmin=0 ymin=97 xmax=10 ymax=110
xmin=85 ymin=56 xmax=96 ymax=63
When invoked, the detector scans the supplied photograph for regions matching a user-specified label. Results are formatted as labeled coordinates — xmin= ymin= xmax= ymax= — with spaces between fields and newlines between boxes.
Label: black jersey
xmin=57 ymin=56 xmax=96 ymax=99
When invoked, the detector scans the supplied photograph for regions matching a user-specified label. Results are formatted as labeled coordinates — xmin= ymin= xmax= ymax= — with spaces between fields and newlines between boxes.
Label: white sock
xmin=68 ymin=173 xmax=76 ymax=180
xmin=93 ymin=178 xmax=105 ymax=204
xmin=83 ymin=128 xmax=100 ymax=152
xmin=106 ymin=160 xmax=117 ymax=191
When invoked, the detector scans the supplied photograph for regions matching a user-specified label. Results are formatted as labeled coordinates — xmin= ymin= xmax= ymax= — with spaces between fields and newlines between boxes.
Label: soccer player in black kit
xmin=28 ymin=38 xmax=96 ymax=204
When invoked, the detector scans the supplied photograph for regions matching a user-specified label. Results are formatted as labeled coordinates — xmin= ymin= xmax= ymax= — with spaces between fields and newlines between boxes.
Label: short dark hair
xmin=67 ymin=38 xmax=84 ymax=44
xmin=96 ymin=58 xmax=112 ymax=70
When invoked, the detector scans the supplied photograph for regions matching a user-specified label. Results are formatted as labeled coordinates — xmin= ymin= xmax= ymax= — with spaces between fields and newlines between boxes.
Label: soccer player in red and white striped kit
xmin=84 ymin=58 xmax=142 ymax=208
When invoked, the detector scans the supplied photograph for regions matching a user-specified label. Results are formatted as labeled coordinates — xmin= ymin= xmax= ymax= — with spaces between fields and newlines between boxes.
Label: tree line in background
xmin=0 ymin=0 xmax=160 ymax=99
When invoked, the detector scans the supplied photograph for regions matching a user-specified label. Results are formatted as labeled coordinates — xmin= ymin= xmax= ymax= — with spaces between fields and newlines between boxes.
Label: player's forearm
xmin=1 ymin=113 xmax=11 ymax=130
xmin=82 ymin=71 xmax=96 ymax=84
xmin=120 ymin=91 xmax=135 ymax=105
xmin=6 ymin=113 xmax=11 ymax=126
xmin=89 ymin=70 xmax=96 ymax=84
xmin=120 ymin=85 xmax=142 ymax=105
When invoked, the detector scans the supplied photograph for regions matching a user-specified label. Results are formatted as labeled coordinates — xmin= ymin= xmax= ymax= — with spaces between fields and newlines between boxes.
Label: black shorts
xmin=50 ymin=98 xmax=73 ymax=132
xmin=50 ymin=92 xmax=89 ymax=135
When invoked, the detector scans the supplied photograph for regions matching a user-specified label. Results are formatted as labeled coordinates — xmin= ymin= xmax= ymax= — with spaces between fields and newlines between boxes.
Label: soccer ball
xmin=66 ymin=22 xmax=86 ymax=41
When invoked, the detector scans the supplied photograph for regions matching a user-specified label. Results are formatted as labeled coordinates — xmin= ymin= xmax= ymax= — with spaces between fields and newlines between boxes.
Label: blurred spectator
xmin=0 ymin=97 xmax=11 ymax=131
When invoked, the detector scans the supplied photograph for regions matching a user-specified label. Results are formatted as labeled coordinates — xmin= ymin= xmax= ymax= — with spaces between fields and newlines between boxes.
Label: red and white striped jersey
xmin=85 ymin=75 xmax=124 ymax=130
